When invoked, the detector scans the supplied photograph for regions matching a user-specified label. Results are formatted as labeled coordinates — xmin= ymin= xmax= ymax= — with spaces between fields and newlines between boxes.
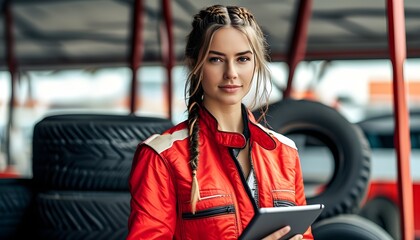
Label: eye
xmin=238 ymin=56 xmax=251 ymax=62
xmin=208 ymin=57 xmax=222 ymax=63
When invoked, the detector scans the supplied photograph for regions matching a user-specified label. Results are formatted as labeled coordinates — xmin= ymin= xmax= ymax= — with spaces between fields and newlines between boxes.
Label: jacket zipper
xmin=182 ymin=205 xmax=235 ymax=219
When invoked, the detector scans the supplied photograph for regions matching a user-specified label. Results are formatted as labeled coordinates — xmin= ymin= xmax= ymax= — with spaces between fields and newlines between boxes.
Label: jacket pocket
xmin=180 ymin=189 xmax=238 ymax=239
xmin=272 ymin=189 xmax=297 ymax=207
xmin=180 ymin=189 xmax=233 ymax=212
xmin=182 ymin=204 xmax=235 ymax=219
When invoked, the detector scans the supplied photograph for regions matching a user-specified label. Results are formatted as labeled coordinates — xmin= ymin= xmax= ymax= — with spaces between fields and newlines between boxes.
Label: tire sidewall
xmin=256 ymin=99 xmax=371 ymax=220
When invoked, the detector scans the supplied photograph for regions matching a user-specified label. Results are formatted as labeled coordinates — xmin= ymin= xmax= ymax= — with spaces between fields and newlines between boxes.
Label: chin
xmin=220 ymin=99 xmax=243 ymax=106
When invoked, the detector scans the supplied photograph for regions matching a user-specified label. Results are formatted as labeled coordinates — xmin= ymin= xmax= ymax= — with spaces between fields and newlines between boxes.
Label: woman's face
xmin=201 ymin=27 xmax=255 ymax=109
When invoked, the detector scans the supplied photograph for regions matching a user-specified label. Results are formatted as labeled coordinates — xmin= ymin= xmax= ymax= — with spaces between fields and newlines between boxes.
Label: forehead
xmin=209 ymin=27 xmax=252 ymax=53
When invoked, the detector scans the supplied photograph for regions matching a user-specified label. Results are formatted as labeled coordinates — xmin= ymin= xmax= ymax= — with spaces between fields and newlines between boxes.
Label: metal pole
xmin=162 ymin=0 xmax=174 ymax=120
xmin=284 ymin=0 xmax=312 ymax=98
xmin=4 ymin=0 xmax=17 ymax=168
xmin=130 ymin=0 xmax=144 ymax=114
xmin=386 ymin=0 xmax=414 ymax=239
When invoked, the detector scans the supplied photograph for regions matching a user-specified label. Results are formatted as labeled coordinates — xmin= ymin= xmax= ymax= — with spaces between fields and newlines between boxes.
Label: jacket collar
xmin=199 ymin=105 xmax=276 ymax=150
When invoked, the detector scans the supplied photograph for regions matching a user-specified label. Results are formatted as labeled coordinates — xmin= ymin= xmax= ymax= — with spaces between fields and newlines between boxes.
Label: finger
xmin=262 ymin=225 xmax=291 ymax=240
xmin=277 ymin=225 xmax=291 ymax=236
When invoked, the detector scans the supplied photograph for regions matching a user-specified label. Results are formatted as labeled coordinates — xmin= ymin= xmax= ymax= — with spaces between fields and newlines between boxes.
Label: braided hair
xmin=184 ymin=5 xmax=271 ymax=214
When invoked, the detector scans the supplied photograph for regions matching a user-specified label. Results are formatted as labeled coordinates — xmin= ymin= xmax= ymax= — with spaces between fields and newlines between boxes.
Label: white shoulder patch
xmin=266 ymin=129 xmax=297 ymax=150
xmin=143 ymin=129 xmax=189 ymax=154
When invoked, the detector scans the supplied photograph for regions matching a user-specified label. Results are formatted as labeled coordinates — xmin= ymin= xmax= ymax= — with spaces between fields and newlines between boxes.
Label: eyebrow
xmin=208 ymin=50 xmax=253 ymax=56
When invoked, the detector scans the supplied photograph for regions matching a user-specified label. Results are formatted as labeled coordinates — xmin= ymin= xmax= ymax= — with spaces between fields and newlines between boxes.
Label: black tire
xmin=0 ymin=179 xmax=35 ymax=240
xmin=32 ymin=114 xmax=173 ymax=191
xmin=254 ymin=99 xmax=371 ymax=220
xmin=359 ymin=197 xmax=401 ymax=240
xmin=312 ymin=214 xmax=394 ymax=240
xmin=35 ymin=191 xmax=130 ymax=240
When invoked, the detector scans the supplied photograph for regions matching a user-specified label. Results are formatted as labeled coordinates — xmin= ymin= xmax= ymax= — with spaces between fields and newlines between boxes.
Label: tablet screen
xmin=239 ymin=204 xmax=324 ymax=240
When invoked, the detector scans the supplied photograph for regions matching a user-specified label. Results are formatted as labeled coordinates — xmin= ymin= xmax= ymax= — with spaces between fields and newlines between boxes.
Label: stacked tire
xmin=0 ymin=178 xmax=35 ymax=240
xmin=31 ymin=114 xmax=173 ymax=240
xmin=312 ymin=214 xmax=394 ymax=240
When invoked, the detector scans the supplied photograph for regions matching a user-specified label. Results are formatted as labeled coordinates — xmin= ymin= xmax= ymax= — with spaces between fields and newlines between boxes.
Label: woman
xmin=128 ymin=5 xmax=312 ymax=240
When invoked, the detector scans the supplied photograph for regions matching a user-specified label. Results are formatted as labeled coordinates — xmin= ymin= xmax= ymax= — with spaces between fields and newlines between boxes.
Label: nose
xmin=224 ymin=61 xmax=238 ymax=80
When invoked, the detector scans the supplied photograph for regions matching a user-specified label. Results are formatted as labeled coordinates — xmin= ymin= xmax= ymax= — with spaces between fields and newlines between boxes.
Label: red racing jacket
xmin=128 ymin=107 xmax=314 ymax=239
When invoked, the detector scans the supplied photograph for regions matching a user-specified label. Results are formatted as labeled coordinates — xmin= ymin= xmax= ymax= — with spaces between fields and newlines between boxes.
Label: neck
xmin=204 ymin=103 xmax=243 ymax=133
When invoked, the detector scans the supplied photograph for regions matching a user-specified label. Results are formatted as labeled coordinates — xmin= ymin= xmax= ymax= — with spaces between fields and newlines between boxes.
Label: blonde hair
xmin=184 ymin=5 xmax=271 ymax=214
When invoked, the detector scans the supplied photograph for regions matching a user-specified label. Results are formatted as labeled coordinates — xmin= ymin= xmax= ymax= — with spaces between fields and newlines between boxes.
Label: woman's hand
xmin=262 ymin=226 xmax=303 ymax=240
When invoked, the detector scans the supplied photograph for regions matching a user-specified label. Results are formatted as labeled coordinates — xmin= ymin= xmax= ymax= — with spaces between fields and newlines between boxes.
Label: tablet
xmin=239 ymin=204 xmax=324 ymax=240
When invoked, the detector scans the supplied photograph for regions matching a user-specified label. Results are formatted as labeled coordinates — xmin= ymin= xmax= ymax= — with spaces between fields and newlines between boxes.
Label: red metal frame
xmin=129 ymin=0 xmax=145 ymax=114
xmin=4 ymin=0 xmax=15 ymax=167
xmin=386 ymin=0 xmax=414 ymax=239
xmin=162 ymin=0 xmax=174 ymax=120
xmin=284 ymin=0 xmax=414 ymax=239
xmin=284 ymin=0 xmax=312 ymax=98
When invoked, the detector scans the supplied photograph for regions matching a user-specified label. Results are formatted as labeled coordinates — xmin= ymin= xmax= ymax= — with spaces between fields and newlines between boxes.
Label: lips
xmin=219 ymin=85 xmax=242 ymax=93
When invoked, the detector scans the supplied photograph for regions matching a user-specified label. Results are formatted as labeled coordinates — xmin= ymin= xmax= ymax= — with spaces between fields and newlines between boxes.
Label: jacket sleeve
xmin=294 ymin=153 xmax=314 ymax=240
xmin=127 ymin=144 xmax=177 ymax=239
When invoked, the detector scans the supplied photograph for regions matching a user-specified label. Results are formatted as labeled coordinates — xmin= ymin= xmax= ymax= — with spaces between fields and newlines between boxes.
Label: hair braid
xmin=188 ymin=100 xmax=200 ymax=172
xmin=186 ymin=72 xmax=203 ymax=214
xmin=187 ymin=98 xmax=201 ymax=214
